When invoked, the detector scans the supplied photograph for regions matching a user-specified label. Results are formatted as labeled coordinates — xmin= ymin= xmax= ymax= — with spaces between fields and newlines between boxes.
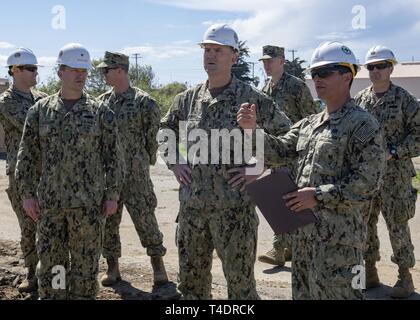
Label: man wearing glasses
xmin=258 ymin=45 xmax=320 ymax=268
xmin=0 ymin=48 xmax=46 ymax=293
xmin=237 ymin=41 xmax=386 ymax=299
xmin=15 ymin=43 xmax=123 ymax=299
xmin=355 ymin=46 xmax=420 ymax=299
xmin=97 ymin=52 xmax=168 ymax=287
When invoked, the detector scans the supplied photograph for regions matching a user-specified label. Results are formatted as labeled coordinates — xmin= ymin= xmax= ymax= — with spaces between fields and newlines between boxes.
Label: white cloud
xmin=0 ymin=42 xmax=15 ymax=49
xmin=38 ymin=56 xmax=57 ymax=67
xmin=154 ymin=0 xmax=420 ymax=64
xmin=120 ymin=43 xmax=200 ymax=60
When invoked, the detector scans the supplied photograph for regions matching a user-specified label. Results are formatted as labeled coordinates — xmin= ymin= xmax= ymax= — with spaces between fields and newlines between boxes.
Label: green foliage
xmin=412 ymin=171 xmax=420 ymax=193
xmin=232 ymin=41 xmax=259 ymax=86
xmin=284 ymin=58 xmax=306 ymax=80
xmin=150 ymin=82 xmax=187 ymax=116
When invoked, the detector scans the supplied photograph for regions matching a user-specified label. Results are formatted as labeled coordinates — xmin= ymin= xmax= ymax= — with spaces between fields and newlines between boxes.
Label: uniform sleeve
xmin=101 ymin=107 xmax=124 ymax=201
xmin=15 ymin=105 xmax=41 ymax=199
xmin=317 ymin=118 xmax=386 ymax=207
xmin=256 ymin=96 xmax=292 ymax=136
xmin=159 ymin=92 xmax=185 ymax=169
xmin=141 ymin=96 xmax=161 ymax=165
xmin=296 ymin=83 xmax=321 ymax=118
xmin=261 ymin=120 xmax=302 ymax=167
xmin=395 ymin=94 xmax=420 ymax=158
xmin=0 ymin=97 xmax=30 ymax=131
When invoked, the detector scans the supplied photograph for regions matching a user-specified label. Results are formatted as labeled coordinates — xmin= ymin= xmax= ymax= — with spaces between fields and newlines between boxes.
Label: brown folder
xmin=245 ymin=169 xmax=317 ymax=234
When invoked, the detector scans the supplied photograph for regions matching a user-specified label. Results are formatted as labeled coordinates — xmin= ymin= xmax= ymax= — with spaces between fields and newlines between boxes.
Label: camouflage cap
xmin=259 ymin=45 xmax=285 ymax=61
xmin=96 ymin=51 xmax=129 ymax=68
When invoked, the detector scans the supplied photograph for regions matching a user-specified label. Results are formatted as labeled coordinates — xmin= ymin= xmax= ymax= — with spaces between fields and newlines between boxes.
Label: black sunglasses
xmin=18 ymin=65 xmax=38 ymax=73
xmin=102 ymin=67 xmax=119 ymax=74
xmin=366 ymin=62 xmax=391 ymax=71
xmin=311 ymin=65 xmax=351 ymax=79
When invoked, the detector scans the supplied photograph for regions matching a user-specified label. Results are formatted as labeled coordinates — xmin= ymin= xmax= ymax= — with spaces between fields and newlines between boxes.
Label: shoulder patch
xmin=354 ymin=121 xmax=376 ymax=144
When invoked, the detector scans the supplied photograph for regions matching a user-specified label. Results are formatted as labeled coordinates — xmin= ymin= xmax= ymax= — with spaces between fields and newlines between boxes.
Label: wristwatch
xmin=315 ymin=187 xmax=324 ymax=203
xmin=389 ymin=146 xmax=398 ymax=159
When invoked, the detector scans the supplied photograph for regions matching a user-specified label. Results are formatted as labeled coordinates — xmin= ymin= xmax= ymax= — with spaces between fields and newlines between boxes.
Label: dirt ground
xmin=0 ymin=159 xmax=419 ymax=300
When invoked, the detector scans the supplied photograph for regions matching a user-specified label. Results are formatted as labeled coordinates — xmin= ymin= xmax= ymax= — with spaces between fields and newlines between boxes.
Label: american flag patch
xmin=354 ymin=122 xmax=375 ymax=144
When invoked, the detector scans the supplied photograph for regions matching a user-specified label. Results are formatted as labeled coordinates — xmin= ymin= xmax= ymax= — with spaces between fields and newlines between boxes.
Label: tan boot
xmin=101 ymin=258 xmax=121 ymax=286
xmin=365 ymin=261 xmax=380 ymax=289
xmin=257 ymin=248 xmax=285 ymax=267
xmin=18 ymin=265 xmax=37 ymax=293
xmin=284 ymin=247 xmax=292 ymax=262
xmin=151 ymin=256 xmax=168 ymax=285
xmin=390 ymin=267 xmax=415 ymax=299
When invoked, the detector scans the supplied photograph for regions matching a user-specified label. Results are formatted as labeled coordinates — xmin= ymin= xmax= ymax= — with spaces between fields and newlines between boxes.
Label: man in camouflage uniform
xmin=96 ymin=51 xmax=168 ymax=286
xmin=0 ymin=48 xmax=47 ymax=293
xmin=258 ymin=45 xmax=320 ymax=267
xmin=355 ymin=46 xmax=420 ymax=299
xmin=238 ymin=41 xmax=386 ymax=299
xmin=159 ymin=24 xmax=291 ymax=299
xmin=15 ymin=43 xmax=123 ymax=299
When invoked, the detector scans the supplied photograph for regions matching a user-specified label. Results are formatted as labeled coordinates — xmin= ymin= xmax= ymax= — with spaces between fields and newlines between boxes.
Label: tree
xmin=85 ymin=59 xmax=109 ymax=97
xmin=232 ymin=41 xmax=259 ymax=86
xmin=129 ymin=64 xmax=155 ymax=91
xmin=284 ymin=58 xmax=306 ymax=80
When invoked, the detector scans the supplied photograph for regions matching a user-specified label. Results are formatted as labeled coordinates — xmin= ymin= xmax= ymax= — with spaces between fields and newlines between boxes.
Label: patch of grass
xmin=412 ymin=171 xmax=420 ymax=193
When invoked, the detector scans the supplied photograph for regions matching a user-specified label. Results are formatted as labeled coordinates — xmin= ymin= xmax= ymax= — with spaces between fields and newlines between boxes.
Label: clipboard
xmin=245 ymin=169 xmax=317 ymax=234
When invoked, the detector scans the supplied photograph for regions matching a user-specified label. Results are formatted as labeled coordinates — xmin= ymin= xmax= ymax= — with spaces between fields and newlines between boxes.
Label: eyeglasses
xmin=102 ymin=67 xmax=119 ymax=74
xmin=311 ymin=65 xmax=351 ymax=79
xmin=18 ymin=65 xmax=38 ymax=73
xmin=366 ymin=62 xmax=391 ymax=71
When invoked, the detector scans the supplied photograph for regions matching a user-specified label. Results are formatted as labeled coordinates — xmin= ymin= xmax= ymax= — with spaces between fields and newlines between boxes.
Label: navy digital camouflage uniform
xmin=160 ymin=76 xmax=291 ymax=299
xmin=15 ymin=92 xmax=124 ymax=299
xmin=262 ymin=71 xmax=320 ymax=259
xmin=0 ymin=86 xmax=46 ymax=269
xmin=98 ymin=87 xmax=166 ymax=259
xmin=355 ymin=84 xmax=420 ymax=269
xmin=261 ymin=100 xmax=385 ymax=299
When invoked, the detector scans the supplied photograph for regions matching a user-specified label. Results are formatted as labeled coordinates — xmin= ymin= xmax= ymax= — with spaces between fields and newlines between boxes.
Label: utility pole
xmin=288 ymin=49 xmax=298 ymax=61
xmin=131 ymin=53 xmax=141 ymax=80
xmin=248 ymin=62 xmax=256 ymax=79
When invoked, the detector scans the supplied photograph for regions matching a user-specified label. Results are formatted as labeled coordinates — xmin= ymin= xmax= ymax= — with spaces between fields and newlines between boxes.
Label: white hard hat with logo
xmin=365 ymin=45 xmax=397 ymax=65
xmin=199 ymin=24 xmax=239 ymax=51
xmin=56 ymin=43 xmax=92 ymax=69
xmin=306 ymin=41 xmax=360 ymax=76
xmin=6 ymin=48 xmax=39 ymax=66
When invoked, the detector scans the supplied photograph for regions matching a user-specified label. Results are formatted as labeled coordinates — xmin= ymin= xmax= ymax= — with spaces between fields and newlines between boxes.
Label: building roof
xmin=356 ymin=61 xmax=420 ymax=79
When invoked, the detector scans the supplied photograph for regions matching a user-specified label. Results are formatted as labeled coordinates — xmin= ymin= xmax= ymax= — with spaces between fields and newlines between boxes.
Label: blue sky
xmin=1 ymin=0 xmax=419 ymax=87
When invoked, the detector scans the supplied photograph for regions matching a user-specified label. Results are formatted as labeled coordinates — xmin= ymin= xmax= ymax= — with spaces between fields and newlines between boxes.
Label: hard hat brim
xmin=364 ymin=58 xmax=398 ymax=65
xmin=305 ymin=61 xmax=360 ymax=74
xmin=198 ymin=40 xmax=238 ymax=51
xmin=58 ymin=62 xmax=91 ymax=69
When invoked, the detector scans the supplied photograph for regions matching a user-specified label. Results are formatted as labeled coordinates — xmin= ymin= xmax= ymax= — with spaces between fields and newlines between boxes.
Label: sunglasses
xmin=311 ymin=65 xmax=351 ymax=79
xmin=18 ymin=65 xmax=38 ymax=73
xmin=366 ymin=62 xmax=391 ymax=71
xmin=102 ymin=67 xmax=119 ymax=74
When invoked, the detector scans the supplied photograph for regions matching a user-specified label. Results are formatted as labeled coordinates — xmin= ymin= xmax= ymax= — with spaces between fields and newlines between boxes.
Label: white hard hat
xmin=306 ymin=41 xmax=360 ymax=76
xmin=199 ymin=24 xmax=239 ymax=51
xmin=56 ymin=43 xmax=92 ymax=69
xmin=365 ymin=45 xmax=397 ymax=65
xmin=6 ymin=48 xmax=39 ymax=66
